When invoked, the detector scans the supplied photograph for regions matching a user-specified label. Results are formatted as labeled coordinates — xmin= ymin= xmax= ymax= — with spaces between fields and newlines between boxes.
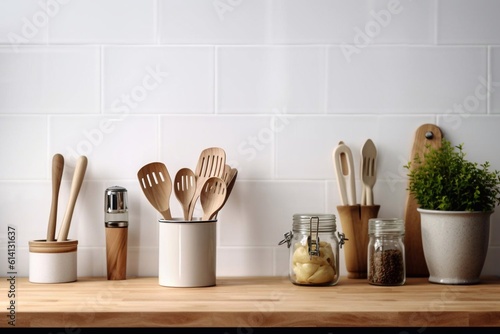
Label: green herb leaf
xmin=404 ymin=139 xmax=500 ymax=212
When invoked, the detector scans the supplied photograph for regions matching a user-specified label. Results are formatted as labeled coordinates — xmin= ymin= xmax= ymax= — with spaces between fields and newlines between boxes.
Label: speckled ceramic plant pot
xmin=418 ymin=209 xmax=492 ymax=285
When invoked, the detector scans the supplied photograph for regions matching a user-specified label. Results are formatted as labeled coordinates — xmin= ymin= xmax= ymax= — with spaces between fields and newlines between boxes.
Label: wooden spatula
xmin=200 ymin=176 xmax=227 ymax=220
xmin=173 ymin=167 xmax=196 ymax=221
xmin=404 ymin=123 xmax=443 ymax=277
xmin=333 ymin=141 xmax=356 ymax=206
xmin=213 ymin=165 xmax=238 ymax=219
xmin=222 ymin=165 xmax=238 ymax=206
xmin=188 ymin=147 xmax=226 ymax=220
xmin=137 ymin=162 xmax=173 ymax=220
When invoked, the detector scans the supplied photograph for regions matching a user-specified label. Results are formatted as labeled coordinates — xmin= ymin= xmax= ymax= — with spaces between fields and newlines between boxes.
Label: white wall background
xmin=1 ymin=0 xmax=500 ymax=278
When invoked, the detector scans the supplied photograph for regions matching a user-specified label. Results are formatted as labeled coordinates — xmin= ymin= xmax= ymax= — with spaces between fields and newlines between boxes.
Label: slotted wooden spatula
xmin=200 ymin=176 xmax=227 ymax=220
xmin=222 ymin=165 xmax=238 ymax=207
xmin=173 ymin=167 xmax=196 ymax=221
xmin=333 ymin=141 xmax=356 ymax=206
xmin=137 ymin=162 xmax=173 ymax=220
xmin=404 ymin=123 xmax=443 ymax=277
xmin=213 ymin=165 xmax=238 ymax=219
xmin=188 ymin=147 xmax=226 ymax=220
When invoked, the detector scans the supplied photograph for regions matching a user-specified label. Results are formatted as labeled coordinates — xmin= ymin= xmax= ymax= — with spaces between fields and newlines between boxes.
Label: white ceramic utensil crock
xmin=29 ymin=239 xmax=78 ymax=283
xmin=158 ymin=219 xmax=216 ymax=287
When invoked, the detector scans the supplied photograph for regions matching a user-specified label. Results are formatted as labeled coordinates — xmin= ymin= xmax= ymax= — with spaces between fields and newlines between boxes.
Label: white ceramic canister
xmin=158 ymin=219 xmax=217 ymax=287
xmin=29 ymin=239 xmax=78 ymax=283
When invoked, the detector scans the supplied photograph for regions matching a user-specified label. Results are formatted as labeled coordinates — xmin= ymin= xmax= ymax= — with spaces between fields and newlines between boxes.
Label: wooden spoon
xmin=137 ymin=162 xmax=173 ymax=220
xmin=173 ymin=167 xmax=196 ymax=221
xmin=57 ymin=155 xmax=88 ymax=242
xmin=47 ymin=153 xmax=64 ymax=241
xmin=188 ymin=147 xmax=226 ymax=220
xmin=200 ymin=176 xmax=227 ymax=221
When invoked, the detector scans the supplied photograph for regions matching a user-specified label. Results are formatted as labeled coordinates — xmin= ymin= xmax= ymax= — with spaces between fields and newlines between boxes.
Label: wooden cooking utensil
xmin=222 ymin=166 xmax=237 ymax=204
xmin=200 ymin=176 xmax=227 ymax=221
xmin=360 ymin=139 xmax=377 ymax=206
xmin=404 ymin=123 xmax=443 ymax=277
xmin=333 ymin=141 xmax=356 ymax=205
xmin=214 ymin=165 xmax=238 ymax=219
xmin=222 ymin=164 xmax=232 ymax=184
xmin=57 ymin=155 xmax=88 ymax=242
xmin=188 ymin=147 xmax=226 ymax=220
xmin=173 ymin=167 xmax=196 ymax=221
xmin=137 ymin=162 xmax=173 ymax=220
xmin=47 ymin=153 xmax=64 ymax=241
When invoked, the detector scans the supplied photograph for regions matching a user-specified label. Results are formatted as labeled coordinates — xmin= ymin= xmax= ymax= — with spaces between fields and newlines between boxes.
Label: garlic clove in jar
xmin=293 ymin=262 xmax=319 ymax=283
xmin=308 ymin=263 xmax=335 ymax=284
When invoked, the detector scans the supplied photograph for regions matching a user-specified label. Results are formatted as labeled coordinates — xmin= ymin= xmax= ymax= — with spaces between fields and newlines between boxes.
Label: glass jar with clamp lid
xmin=279 ymin=214 xmax=346 ymax=286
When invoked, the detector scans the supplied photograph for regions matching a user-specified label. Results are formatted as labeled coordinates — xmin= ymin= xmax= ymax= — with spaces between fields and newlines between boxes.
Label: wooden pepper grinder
xmin=105 ymin=186 xmax=128 ymax=280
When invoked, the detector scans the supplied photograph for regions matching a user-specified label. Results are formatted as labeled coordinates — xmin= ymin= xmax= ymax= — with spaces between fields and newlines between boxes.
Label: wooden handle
xmin=57 ymin=156 xmax=88 ymax=242
xmin=366 ymin=187 xmax=374 ymax=206
xmin=187 ymin=188 xmax=200 ymax=221
xmin=106 ymin=227 xmax=128 ymax=280
xmin=47 ymin=153 xmax=64 ymax=241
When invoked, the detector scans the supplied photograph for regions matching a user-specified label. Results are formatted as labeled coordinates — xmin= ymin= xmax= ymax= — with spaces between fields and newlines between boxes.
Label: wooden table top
xmin=2 ymin=276 xmax=500 ymax=328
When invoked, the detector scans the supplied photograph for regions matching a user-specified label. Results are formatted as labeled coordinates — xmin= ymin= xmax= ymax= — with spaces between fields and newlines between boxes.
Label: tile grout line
xmin=487 ymin=45 xmax=491 ymax=114
xmin=214 ymin=46 xmax=218 ymax=115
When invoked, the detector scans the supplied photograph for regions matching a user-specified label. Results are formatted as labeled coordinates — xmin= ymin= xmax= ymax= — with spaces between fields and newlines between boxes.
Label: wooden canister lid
xmin=29 ymin=239 xmax=78 ymax=253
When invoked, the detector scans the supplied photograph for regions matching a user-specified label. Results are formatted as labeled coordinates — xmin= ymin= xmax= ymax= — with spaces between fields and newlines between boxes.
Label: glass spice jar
xmin=367 ymin=218 xmax=406 ymax=286
xmin=279 ymin=214 xmax=346 ymax=286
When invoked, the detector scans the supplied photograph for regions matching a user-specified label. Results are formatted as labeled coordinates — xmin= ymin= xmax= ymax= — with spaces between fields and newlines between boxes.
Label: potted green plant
xmin=405 ymin=138 xmax=500 ymax=284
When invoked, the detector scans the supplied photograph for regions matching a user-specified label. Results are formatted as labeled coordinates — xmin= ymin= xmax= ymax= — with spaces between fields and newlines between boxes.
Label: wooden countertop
xmin=2 ymin=276 xmax=500 ymax=328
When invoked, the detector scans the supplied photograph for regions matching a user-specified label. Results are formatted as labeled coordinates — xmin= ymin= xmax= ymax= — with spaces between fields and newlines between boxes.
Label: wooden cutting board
xmin=404 ymin=123 xmax=443 ymax=277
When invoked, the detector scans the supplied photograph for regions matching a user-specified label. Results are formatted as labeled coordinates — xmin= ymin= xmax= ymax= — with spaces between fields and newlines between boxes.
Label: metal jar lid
xmin=368 ymin=218 xmax=405 ymax=235
xmin=280 ymin=213 xmax=345 ymax=251
xmin=292 ymin=214 xmax=337 ymax=233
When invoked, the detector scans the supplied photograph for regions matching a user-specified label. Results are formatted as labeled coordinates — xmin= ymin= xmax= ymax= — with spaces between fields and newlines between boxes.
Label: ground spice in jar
xmin=368 ymin=248 xmax=404 ymax=285
xmin=368 ymin=218 xmax=406 ymax=286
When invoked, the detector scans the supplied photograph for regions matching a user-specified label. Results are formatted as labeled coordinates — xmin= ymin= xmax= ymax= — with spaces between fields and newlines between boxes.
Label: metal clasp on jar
xmin=338 ymin=231 xmax=347 ymax=248
xmin=307 ymin=216 xmax=320 ymax=258
xmin=278 ymin=231 xmax=293 ymax=248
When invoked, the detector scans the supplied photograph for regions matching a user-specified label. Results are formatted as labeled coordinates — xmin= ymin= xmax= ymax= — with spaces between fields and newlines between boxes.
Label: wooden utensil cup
xmin=105 ymin=226 xmax=128 ymax=280
xmin=337 ymin=205 xmax=380 ymax=279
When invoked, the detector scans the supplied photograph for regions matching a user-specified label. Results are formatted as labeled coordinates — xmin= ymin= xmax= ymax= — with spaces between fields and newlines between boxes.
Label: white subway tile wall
xmin=1 ymin=0 xmax=500 ymax=278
